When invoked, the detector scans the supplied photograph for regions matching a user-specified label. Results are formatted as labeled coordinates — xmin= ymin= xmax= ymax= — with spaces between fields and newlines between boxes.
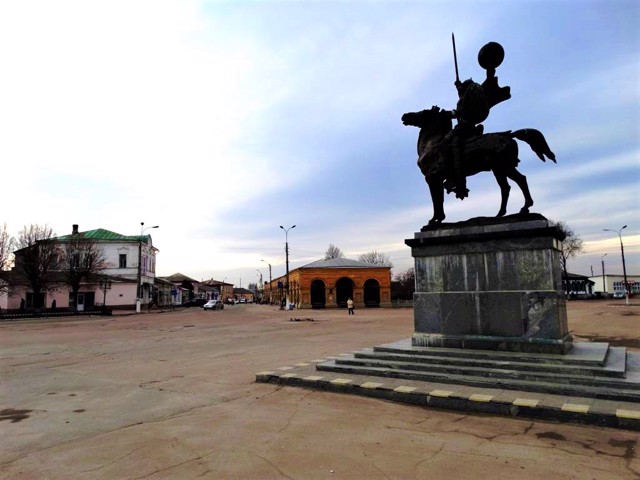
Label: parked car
xmin=613 ymin=291 xmax=626 ymax=299
xmin=183 ymin=298 xmax=207 ymax=307
xmin=203 ymin=299 xmax=224 ymax=310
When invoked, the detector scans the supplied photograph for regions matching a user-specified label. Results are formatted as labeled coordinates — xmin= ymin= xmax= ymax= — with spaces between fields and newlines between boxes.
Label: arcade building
xmin=265 ymin=258 xmax=392 ymax=309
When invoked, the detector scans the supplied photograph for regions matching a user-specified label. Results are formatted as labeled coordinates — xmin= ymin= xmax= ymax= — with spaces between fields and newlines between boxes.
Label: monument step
xmin=354 ymin=347 xmax=627 ymax=379
xmin=374 ymin=339 xmax=611 ymax=367
xmin=316 ymin=360 xmax=640 ymax=402
xmin=334 ymin=354 xmax=634 ymax=389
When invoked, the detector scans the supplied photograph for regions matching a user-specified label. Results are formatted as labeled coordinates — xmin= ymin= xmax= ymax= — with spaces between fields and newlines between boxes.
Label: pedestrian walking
xmin=347 ymin=298 xmax=355 ymax=315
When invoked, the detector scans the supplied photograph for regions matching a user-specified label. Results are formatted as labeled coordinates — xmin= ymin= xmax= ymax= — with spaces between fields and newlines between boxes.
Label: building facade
xmin=0 ymin=224 xmax=158 ymax=310
xmin=589 ymin=274 xmax=640 ymax=295
xmin=266 ymin=258 xmax=392 ymax=309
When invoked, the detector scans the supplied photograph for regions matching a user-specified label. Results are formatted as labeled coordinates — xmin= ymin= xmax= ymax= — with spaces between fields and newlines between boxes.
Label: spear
xmin=452 ymin=32 xmax=460 ymax=85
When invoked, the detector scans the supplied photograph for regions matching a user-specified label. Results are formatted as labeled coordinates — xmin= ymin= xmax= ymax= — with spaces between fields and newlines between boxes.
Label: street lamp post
xmin=261 ymin=259 xmax=272 ymax=304
xmin=603 ymin=225 xmax=628 ymax=305
xmin=280 ymin=225 xmax=295 ymax=306
xmin=137 ymin=222 xmax=159 ymax=313
xmin=221 ymin=277 xmax=227 ymax=303
xmin=256 ymin=269 xmax=263 ymax=301
xmin=601 ymin=253 xmax=607 ymax=294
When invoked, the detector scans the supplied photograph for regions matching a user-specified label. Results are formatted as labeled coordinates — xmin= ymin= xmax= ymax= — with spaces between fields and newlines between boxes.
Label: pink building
xmin=0 ymin=225 xmax=158 ymax=311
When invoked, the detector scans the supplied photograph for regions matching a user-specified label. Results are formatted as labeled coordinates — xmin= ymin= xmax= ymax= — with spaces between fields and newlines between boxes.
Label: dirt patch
xmin=579 ymin=336 xmax=640 ymax=349
xmin=0 ymin=408 xmax=33 ymax=423
xmin=536 ymin=431 xmax=567 ymax=441
xmin=609 ymin=438 xmax=637 ymax=461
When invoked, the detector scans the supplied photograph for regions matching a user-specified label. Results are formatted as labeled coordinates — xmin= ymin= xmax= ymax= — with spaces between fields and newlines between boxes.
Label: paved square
xmin=1 ymin=302 xmax=638 ymax=478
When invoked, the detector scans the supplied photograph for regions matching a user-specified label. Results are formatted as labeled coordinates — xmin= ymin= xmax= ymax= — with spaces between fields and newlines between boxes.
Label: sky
xmin=1 ymin=0 xmax=638 ymax=287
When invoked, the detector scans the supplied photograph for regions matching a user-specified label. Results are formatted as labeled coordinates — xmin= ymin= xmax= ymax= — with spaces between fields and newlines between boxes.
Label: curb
xmin=256 ymin=359 xmax=640 ymax=431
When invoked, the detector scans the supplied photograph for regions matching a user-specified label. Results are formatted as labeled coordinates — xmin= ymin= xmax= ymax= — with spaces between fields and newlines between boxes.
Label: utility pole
xmin=280 ymin=225 xmax=296 ymax=306
xmin=261 ymin=260 xmax=272 ymax=304
xmin=604 ymin=226 xmax=629 ymax=305
xmin=601 ymin=253 xmax=607 ymax=294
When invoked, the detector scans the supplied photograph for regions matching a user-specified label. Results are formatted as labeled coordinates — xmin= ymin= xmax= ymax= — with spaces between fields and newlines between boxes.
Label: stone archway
xmin=336 ymin=277 xmax=355 ymax=308
xmin=364 ymin=279 xmax=381 ymax=307
xmin=310 ymin=280 xmax=326 ymax=309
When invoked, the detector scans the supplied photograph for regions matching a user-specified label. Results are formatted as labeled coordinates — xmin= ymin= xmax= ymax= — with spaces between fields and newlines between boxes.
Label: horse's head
xmin=401 ymin=106 xmax=452 ymax=132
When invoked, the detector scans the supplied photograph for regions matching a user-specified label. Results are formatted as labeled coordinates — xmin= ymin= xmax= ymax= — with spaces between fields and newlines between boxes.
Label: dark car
xmin=183 ymin=298 xmax=207 ymax=307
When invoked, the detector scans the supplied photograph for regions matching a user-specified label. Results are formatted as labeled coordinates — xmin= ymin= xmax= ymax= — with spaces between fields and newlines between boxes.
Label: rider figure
xmin=444 ymin=42 xmax=511 ymax=199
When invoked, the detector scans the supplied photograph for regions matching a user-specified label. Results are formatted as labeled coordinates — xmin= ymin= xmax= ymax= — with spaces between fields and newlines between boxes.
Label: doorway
xmin=364 ymin=279 xmax=381 ymax=307
xmin=310 ymin=280 xmax=326 ymax=308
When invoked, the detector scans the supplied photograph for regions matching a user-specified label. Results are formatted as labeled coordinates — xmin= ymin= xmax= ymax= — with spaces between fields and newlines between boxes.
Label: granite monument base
xmin=405 ymin=214 xmax=572 ymax=354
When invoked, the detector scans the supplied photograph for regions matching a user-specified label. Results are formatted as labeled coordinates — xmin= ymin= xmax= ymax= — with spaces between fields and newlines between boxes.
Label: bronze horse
xmin=402 ymin=106 xmax=556 ymax=225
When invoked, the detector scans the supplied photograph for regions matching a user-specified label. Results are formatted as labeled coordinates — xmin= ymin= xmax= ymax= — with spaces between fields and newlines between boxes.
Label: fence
xmin=0 ymin=306 xmax=112 ymax=320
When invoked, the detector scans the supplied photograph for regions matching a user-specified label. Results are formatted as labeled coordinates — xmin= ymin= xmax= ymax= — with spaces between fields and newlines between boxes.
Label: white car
xmin=203 ymin=300 xmax=224 ymax=310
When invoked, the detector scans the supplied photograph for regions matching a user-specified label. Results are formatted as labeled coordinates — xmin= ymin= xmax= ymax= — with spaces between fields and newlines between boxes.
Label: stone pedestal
xmin=405 ymin=214 xmax=572 ymax=354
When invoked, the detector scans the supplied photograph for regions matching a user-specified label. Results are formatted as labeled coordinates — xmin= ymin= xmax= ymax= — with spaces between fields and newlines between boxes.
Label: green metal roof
xmin=55 ymin=229 xmax=149 ymax=242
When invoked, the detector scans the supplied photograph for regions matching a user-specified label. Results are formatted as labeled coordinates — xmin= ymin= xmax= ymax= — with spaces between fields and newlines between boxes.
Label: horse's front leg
xmin=426 ymin=176 xmax=446 ymax=224
xmin=492 ymin=170 xmax=510 ymax=217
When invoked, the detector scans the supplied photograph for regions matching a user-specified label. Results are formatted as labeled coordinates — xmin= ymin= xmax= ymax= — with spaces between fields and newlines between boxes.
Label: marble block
xmin=405 ymin=214 xmax=572 ymax=353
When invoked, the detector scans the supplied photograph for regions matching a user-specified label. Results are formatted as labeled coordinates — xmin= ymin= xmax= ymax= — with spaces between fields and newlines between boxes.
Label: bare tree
xmin=0 ymin=223 xmax=15 ymax=271
xmin=392 ymin=268 xmax=415 ymax=300
xmin=555 ymin=221 xmax=585 ymax=295
xmin=0 ymin=223 xmax=16 ymax=295
xmin=14 ymin=225 xmax=58 ymax=308
xmin=60 ymin=235 xmax=108 ymax=309
xmin=358 ymin=251 xmax=393 ymax=268
xmin=324 ymin=244 xmax=345 ymax=260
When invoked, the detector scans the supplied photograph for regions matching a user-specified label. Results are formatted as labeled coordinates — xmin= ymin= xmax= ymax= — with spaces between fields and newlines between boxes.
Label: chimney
xmin=72 ymin=224 xmax=79 ymax=235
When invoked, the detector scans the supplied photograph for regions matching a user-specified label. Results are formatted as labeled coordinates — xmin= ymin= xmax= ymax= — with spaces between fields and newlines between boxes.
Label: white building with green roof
xmin=1 ymin=224 xmax=159 ymax=312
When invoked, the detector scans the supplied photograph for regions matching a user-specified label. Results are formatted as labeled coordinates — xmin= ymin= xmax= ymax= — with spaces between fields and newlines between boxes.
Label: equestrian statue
xmin=402 ymin=35 xmax=555 ymax=226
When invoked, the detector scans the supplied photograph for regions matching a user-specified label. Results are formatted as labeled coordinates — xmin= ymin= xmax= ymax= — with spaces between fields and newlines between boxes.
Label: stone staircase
xmin=316 ymin=339 xmax=640 ymax=403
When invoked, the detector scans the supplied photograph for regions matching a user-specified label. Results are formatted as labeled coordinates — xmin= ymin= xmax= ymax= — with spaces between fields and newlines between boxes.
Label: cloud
xmin=0 ymin=1 xmax=638 ymax=285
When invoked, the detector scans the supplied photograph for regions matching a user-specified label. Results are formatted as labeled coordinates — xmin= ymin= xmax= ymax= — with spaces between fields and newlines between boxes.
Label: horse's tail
xmin=511 ymin=129 xmax=556 ymax=163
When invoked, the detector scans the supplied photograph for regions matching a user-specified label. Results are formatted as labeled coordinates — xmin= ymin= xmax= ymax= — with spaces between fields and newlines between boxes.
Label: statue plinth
xmin=405 ymin=214 xmax=572 ymax=354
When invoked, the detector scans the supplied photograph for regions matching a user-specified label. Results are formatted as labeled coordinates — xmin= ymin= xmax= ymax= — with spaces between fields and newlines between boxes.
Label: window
xmin=119 ymin=254 xmax=127 ymax=268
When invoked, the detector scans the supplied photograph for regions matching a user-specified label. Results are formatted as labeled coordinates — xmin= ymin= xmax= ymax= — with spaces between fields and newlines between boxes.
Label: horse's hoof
xmin=519 ymin=207 xmax=530 ymax=214
xmin=496 ymin=210 xmax=506 ymax=217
